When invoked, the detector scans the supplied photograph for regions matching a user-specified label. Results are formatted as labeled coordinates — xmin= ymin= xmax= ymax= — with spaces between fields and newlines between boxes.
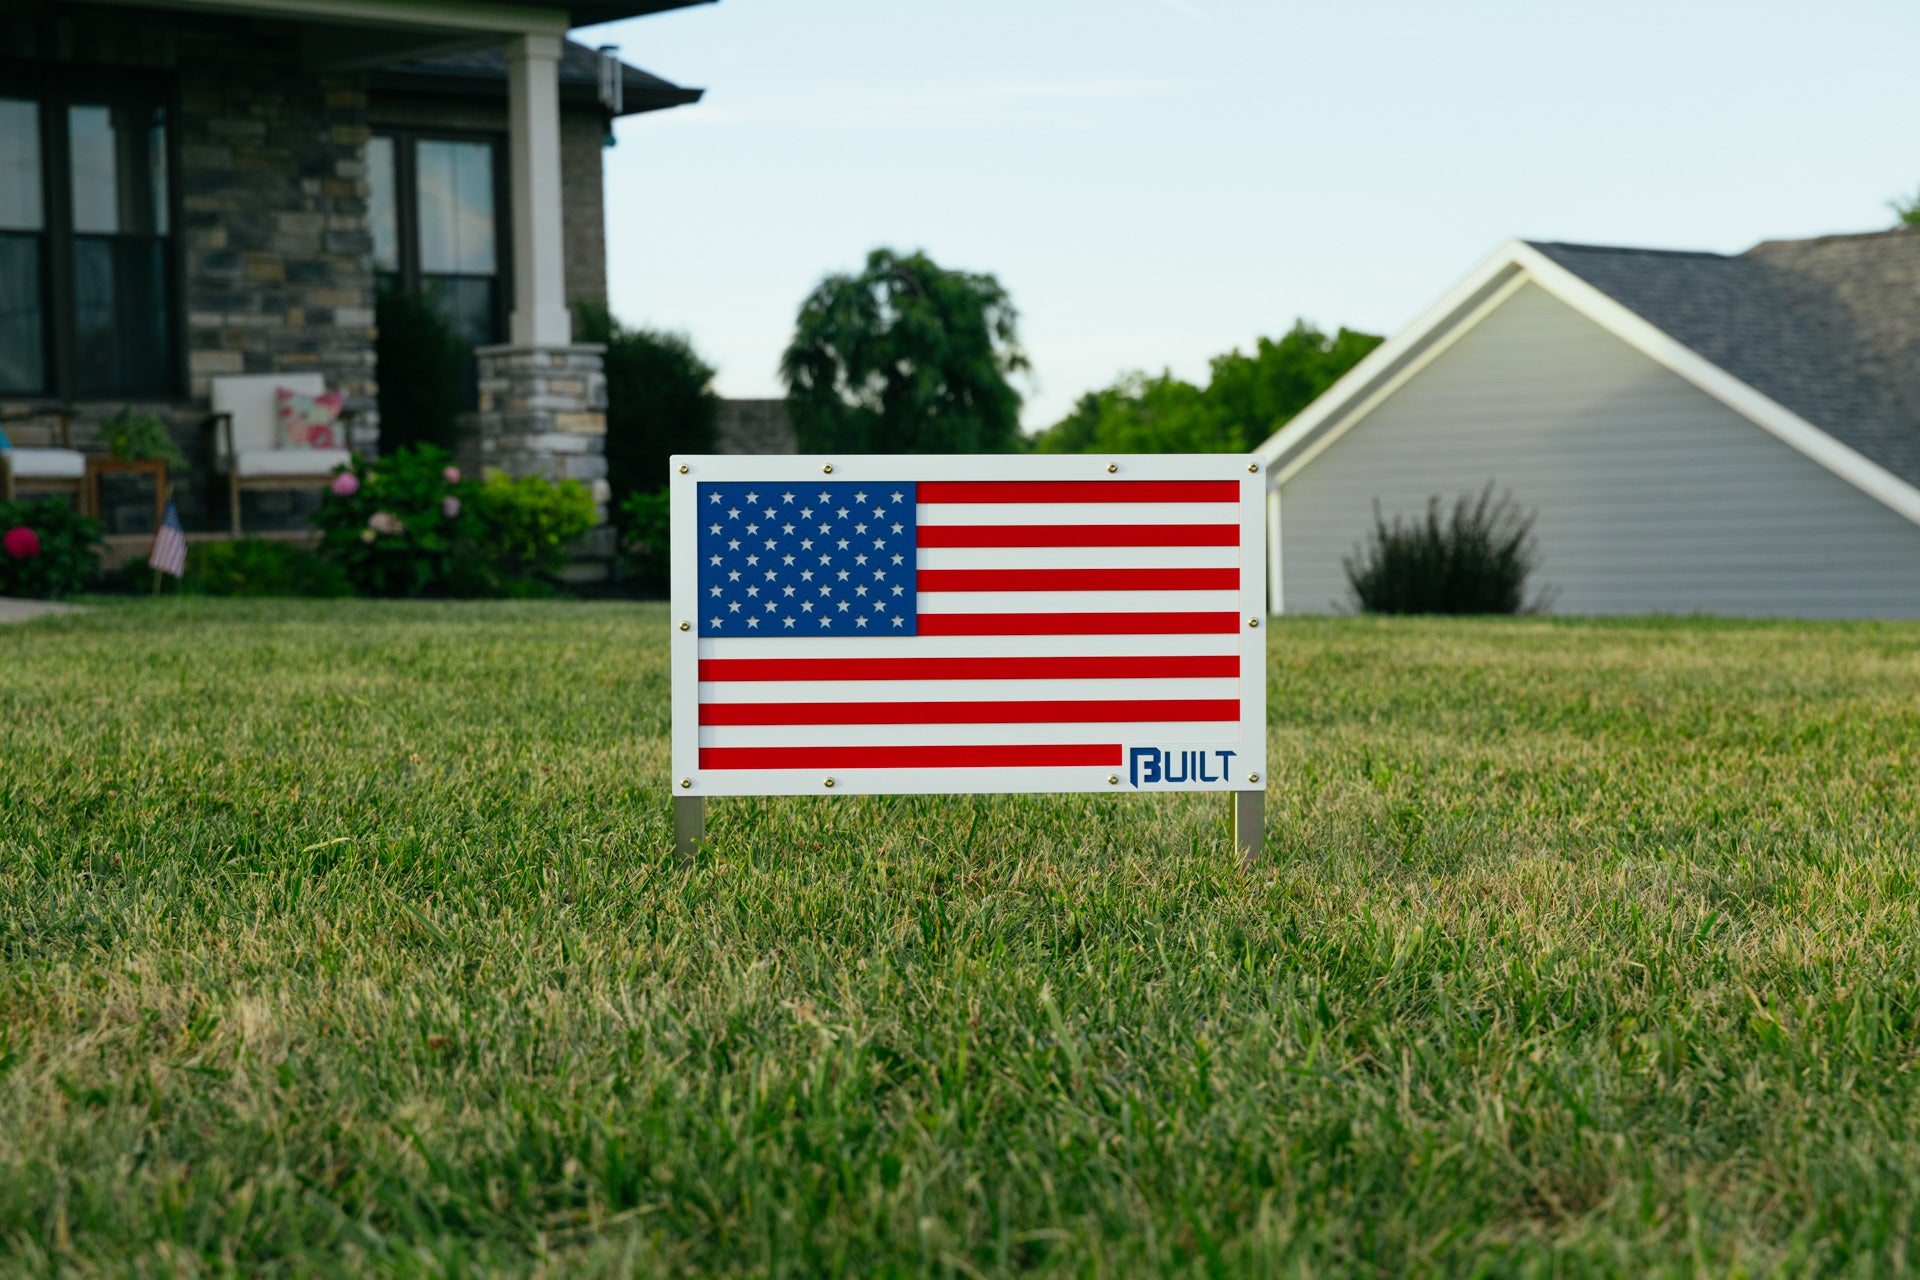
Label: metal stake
xmin=1233 ymin=789 xmax=1264 ymax=865
xmin=674 ymin=795 xmax=705 ymax=856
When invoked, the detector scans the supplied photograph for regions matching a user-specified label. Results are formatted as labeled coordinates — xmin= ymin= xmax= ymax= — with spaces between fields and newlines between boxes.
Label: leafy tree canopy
xmin=576 ymin=302 xmax=720 ymax=518
xmin=1894 ymin=188 xmax=1920 ymax=228
xmin=781 ymin=248 xmax=1028 ymax=453
xmin=1030 ymin=320 xmax=1382 ymax=454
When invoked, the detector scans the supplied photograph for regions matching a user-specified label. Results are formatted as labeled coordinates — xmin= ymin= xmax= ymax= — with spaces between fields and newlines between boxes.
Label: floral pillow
xmin=276 ymin=387 xmax=345 ymax=450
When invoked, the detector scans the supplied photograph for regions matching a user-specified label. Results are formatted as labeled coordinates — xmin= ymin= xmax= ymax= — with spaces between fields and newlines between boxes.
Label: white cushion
xmin=211 ymin=372 xmax=327 ymax=459
xmin=234 ymin=448 xmax=350 ymax=479
xmin=5 ymin=448 xmax=86 ymax=480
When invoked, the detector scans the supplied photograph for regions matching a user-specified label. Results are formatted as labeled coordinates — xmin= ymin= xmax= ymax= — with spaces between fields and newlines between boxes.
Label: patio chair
xmin=206 ymin=373 xmax=355 ymax=534
xmin=0 ymin=406 xmax=87 ymax=511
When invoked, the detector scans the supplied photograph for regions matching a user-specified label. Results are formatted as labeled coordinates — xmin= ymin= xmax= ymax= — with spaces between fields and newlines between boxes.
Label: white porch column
xmin=505 ymin=32 xmax=572 ymax=346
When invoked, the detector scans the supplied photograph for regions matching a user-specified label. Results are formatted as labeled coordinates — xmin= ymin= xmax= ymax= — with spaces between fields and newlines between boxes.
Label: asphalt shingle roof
xmin=374 ymin=40 xmax=703 ymax=116
xmin=1527 ymin=231 xmax=1920 ymax=489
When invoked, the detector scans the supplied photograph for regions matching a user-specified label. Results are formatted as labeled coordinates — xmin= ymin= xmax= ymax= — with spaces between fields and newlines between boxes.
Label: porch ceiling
xmin=70 ymin=0 xmax=715 ymax=68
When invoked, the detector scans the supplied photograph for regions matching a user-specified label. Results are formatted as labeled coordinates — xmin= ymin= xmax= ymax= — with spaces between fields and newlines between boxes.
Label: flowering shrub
xmin=313 ymin=446 xmax=597 ymax=596
xmin=0 ymin=498 xmax=103 ymax=599
xmin=312 ymin=446 xmax=479 ymax=596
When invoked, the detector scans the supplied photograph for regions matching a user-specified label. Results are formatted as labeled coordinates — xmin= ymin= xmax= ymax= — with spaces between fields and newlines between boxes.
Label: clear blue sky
xmin=579 ymin=0 xmax=1917 ymax=431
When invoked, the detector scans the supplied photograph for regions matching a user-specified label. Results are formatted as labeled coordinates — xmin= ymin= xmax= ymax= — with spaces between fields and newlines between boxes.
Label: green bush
xmin=619 ymin=486 xmax=670 ymax=590
xmin=100 ymin=409 xmax=186 ymax=468
xmin=469 ymin=470 xmax=597 ymax=589
xmin=312 ymin=447 xmax=596 ymax=597
xmin=1344 ymin=483 xmax=1548 ymax=615
xmin=125 ymin=538 xmax=351 ymax=597
xmin=376 ymin=282 xmax=468 ymax=454
xmin=312 ymin=445 xmax=477 ymax=597
xmin=0 ymin=497 xmax=104 ymax=599
xmin=575 ymin=302 xmax=718 ymax=521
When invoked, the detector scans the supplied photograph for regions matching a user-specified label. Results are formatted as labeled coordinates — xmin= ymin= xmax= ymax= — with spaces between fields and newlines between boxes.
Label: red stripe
xmin=917 ymin=567 xmax=1239 ymax=592
xmin=700 ymin=744 xmax=1123 ymax=770
xmin=917 ymin=612 xmax=1242 ymax=636
xmin=918 ymin=481 xmax=1237 ymax=504
xmin=701 ymin=699 xmax=1238 ymax=726
xmin=917 ymin=524 xmax=1239 ymax=548
xmin=698 ymin=655 xmax=1240 ymax=682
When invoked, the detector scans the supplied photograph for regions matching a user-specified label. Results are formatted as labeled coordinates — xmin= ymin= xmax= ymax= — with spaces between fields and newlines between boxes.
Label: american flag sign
xmin=670 ymin=455 xmax=1267 ymax=796
xmin=147 ymin=498 xmax=187 ymax=579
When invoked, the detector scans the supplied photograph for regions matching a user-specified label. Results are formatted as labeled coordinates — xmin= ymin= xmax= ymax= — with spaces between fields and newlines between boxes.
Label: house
xmin=1255 ymin=230 xmax=1920 ymax=618
xmin=0 ymin=0 xmax=708 ymax=539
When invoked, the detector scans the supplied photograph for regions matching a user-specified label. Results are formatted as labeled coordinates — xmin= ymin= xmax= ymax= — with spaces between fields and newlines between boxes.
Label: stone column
xmin=472 ymin=343 xmax=614 ymax=580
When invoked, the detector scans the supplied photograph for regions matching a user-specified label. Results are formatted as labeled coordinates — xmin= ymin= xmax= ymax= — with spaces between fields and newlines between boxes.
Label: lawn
xmin=3 ymin=601 xmax=1919 ymax=1276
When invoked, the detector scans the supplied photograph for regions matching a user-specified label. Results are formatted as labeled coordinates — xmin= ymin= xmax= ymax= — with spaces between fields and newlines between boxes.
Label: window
xmin=367 ymin=130 xmax=505 ymax=350
xmin=0 ymin=74 xmax=177 ymax=398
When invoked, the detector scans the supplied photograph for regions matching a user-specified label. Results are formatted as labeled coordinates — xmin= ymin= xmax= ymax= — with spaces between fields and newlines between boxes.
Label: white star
xmin=782 ymin=555 xmax=795 ymax=566
xmin=765 ymin=600 xmax=779 ymax=612
xmin=744 ymin=491 xmax=758 ymax=504
xmin=836 ymin=507 xmax=850 ymax=520
xmin=819 ymin=554 xmax=832 ymax=565
xmin=765 ymin=569 xmax=778 ymax=581
xmin=874 ymin=570 xmax=887 ymax=581
xmin=782 ymin=523 xmax=795 ymax=535
xmin=800 ymin=538 xmax=814 ymax=550
xmin=855 ymin=554 xmax=868 ymax=566
xmin=874 ymin=601 xmax=887 ymax=612
xmin=782 ymin=616 xmax=796 ymax=628
xmin=819 ymin=523 xmax=832 ymax=534
xmin=855 ymin=522 xmax=868 ymax=534
xmin=747 ymin=617 xmax=759 ymax=629
xmin=800 ymin=507 xmax=813 ymax=519
xmin=837 ymin=539 xmax=850 ymax=550
xmin=709 ymin=615 xmax=721 ymax=627
xmin=891 ymin=523 xmax=904 ymax=534
xmin=709 ymin=492 xmax=721 ymax=504
xmin=746 ymin=585 xmax=759 ymax=597
xmin=854 ymin=584 xmax=868 ymax=597
xmin=818 ymin=491 xmax=831 ymax=503
xmin=782 ymin=585 xmax=796 ymax=597
xmin=746 ymin=522 xmax=758 ymax=534
xmin=763 ymin=508 xmax=775 ymax=519
xmin=873 ymin=538 xmax=887 ymax=549
xmin=708 ymin=523 xmax=721 ymax=535
xmin=855 ymin=616 xmax=868 ymax=628
xmin=727 ymin=600 xmax=741 ymax=613
xmin=890 ymin=491 xmax=904 ymax=503
xmin=853 ymin=490 xmax=867 ymax=503
xmin=836 ymin=600 xmax=850 ymax=613
xmin=800 ymin=600 xmax=814 ymax=613
xmin=874 ymin=509 xmax=887 ymax=520
xmin=800 ymin=569 xmax=814 ymax=582
xmin=727 ymin=507 xmax=740 ymax=520
xmin=781 ymin=491 xmax=795 ymax=504
xmin=727 ymin=570 xmax=741 ymax=582
xmin=820 ymin=616 xmax=833 ymax=628
xmin=891 ymin=584 xmax=904 ymax=596
xmin=727 ymin=539 xmax=740 ymax=551
xmin=764 ymin=539 xmax=777 ymax=550
xmin=892 ymin=615 xmax=906 ymax=627
xmin=746 ymin=554 xmax=759 ymax=566
xmin=890 ymin=554 xmax=904 ymax=565
xmin=836 ymin=569 xmax=850 ymax=582
xmin=709 ymin=585 xmax=722 ymax=597
xmin=819 ymin=585 xmax=833 ymax=596
xmin=708 ymin=555 xmax=722 ymax=566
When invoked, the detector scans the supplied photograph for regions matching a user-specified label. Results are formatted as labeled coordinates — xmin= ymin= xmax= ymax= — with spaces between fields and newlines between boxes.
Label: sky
xmin=579 ymin=0 xmax=1919 ymax=432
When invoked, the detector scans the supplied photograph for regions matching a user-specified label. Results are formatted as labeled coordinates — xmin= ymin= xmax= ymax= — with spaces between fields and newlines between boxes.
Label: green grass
xmin=3 ymin=601 xmax=1920 ymax=1276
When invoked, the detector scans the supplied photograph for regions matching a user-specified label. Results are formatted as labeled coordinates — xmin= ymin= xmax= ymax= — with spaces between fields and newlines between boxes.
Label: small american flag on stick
xmin=147 ymin=497 xmax=187 ymax=580
xmin=671 ymin=456 xmax=1267 ymax=797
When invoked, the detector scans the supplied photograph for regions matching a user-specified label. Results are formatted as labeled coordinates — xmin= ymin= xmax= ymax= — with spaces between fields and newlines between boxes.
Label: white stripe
xmin=919 ymin=502 xmax=1234 ymax=527
xmin=699 ymin=676 xmax=1240 ymax=703
xmin=916 ymin=589 xmax=1240 ymax=615
xmin=915 ymin=545 xmax=1241 ymax=570
xmin=698 ymin=632 xmax=1242 ymax=659
xmin=699 ymin=721 xmax=1244 ymax=748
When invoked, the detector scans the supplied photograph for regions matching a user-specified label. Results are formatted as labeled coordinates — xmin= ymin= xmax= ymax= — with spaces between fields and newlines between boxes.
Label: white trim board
xmin=76 ymin=0 xmax=572 ymax=36
xmin=1255 ymin=239 xmax=1920 ymax=531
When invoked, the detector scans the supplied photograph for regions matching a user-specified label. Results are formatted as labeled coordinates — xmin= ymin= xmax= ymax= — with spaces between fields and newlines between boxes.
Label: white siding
xmin=1278 ymin=281 xmax=1920 ymax=618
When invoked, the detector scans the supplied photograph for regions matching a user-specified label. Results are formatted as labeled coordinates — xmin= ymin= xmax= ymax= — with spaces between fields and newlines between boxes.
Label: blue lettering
xmin=1164 ymin=750 xmax=1190 ymax=784
xmin=1215 ymin=750 xmax=1235 ymax=778
xmin=1198 ymin=750 xmax=1218 ymax=783
xmin=1129 ymin=747 xmax=1162 ymax=788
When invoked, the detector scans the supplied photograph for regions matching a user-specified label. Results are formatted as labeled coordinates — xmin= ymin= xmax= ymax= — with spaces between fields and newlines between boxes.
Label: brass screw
xmin=1247 ymin=463 xmax=1258 ymax=473
xmin=822 ymin=464 xmax=834 ymax=474
xmin=823 ymin=777 xmax=836 ymax=788
xmin=1106 ymin=463 xmax=1118 ymax=474
xmin=678 ymin=464 xmax=689 ymax=474
xmin=678 ymin=621 xmax=690 ymax=631
xmin=679 ymin=778 xmax=691 ymax=788
xmin=1248 ymin=618 xmax=1260 ymax=628
xmin=1248 ymin=772 xmax=1260 ymax=783
xmin=1107 ymin=774 xmax=1119 ymax=785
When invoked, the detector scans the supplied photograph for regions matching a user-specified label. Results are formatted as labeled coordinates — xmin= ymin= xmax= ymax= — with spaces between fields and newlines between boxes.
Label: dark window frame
xmin=368 ymin=125 xmax=512 ymax=346
xmin=0 ymin=62 xmax=184 ymax=402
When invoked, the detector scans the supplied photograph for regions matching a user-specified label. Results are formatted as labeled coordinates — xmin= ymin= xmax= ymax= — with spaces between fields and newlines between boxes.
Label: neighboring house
xmin=0 ymin=0 xmax=707 ymax=535
xmin=1256 ymin=230 xmax=1920 ymax=618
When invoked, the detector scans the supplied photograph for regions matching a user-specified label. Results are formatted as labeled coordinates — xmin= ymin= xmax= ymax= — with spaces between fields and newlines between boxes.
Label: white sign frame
xmin=669 ymin=453 xmax=1267 ymax=798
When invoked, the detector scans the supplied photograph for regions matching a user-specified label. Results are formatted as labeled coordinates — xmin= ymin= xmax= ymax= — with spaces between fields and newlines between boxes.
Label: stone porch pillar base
xmin=472 ymin=342 xmax=613 ymax=581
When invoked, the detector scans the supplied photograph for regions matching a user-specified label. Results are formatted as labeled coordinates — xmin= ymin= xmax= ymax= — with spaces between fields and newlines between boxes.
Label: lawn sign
xmin=668 ymin=454 xmax=1268 ymax=859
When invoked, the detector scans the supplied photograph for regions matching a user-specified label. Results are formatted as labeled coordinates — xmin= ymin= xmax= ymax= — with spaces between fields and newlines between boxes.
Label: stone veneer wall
xmin=0 ymin=4 xmax=377 ymax=533
xmin=471 ymin=345 xmax=614 ymax=577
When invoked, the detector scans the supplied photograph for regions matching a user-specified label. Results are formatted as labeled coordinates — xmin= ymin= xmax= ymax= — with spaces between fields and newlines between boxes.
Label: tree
xmin=1026 ymin=320 xmax=1382 ymax=454
xmin=781 ymin=248 xmax=1028 ymax=453
xmin=1894 ymin=188 xmax=1920 ymax=228
xmin=575 ymin=302 xmax=720 ymax=519
xmin=375 ymin=282 xmax=468 ymax=454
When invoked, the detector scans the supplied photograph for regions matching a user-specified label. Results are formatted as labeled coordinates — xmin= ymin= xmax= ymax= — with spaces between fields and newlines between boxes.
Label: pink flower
xmin=441 ymin=496 xmax=461 ymax=519
xmin=367 ymin=511 xmax=403 ymax=535
xmin=442 ymin=466 xmax=461 ymax=485
xmin=3 ymin=526 xmax=38 ymax=560
xmin=330 ymin=471 xmax=360 ymax=497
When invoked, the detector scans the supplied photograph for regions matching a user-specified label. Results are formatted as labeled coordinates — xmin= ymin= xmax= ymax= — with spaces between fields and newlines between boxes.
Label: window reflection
xmin=415 ymin=139 xmax=494 ymax=275
xmin=367 ymin=135 xmax=398 ymax=273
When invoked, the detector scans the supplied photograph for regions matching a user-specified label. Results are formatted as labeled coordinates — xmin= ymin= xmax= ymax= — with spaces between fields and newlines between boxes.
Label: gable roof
xmin=372 ymin=40 xmax=703 ymax=116
xmin=1257 ymin=231 xmax=1920 ymax=528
